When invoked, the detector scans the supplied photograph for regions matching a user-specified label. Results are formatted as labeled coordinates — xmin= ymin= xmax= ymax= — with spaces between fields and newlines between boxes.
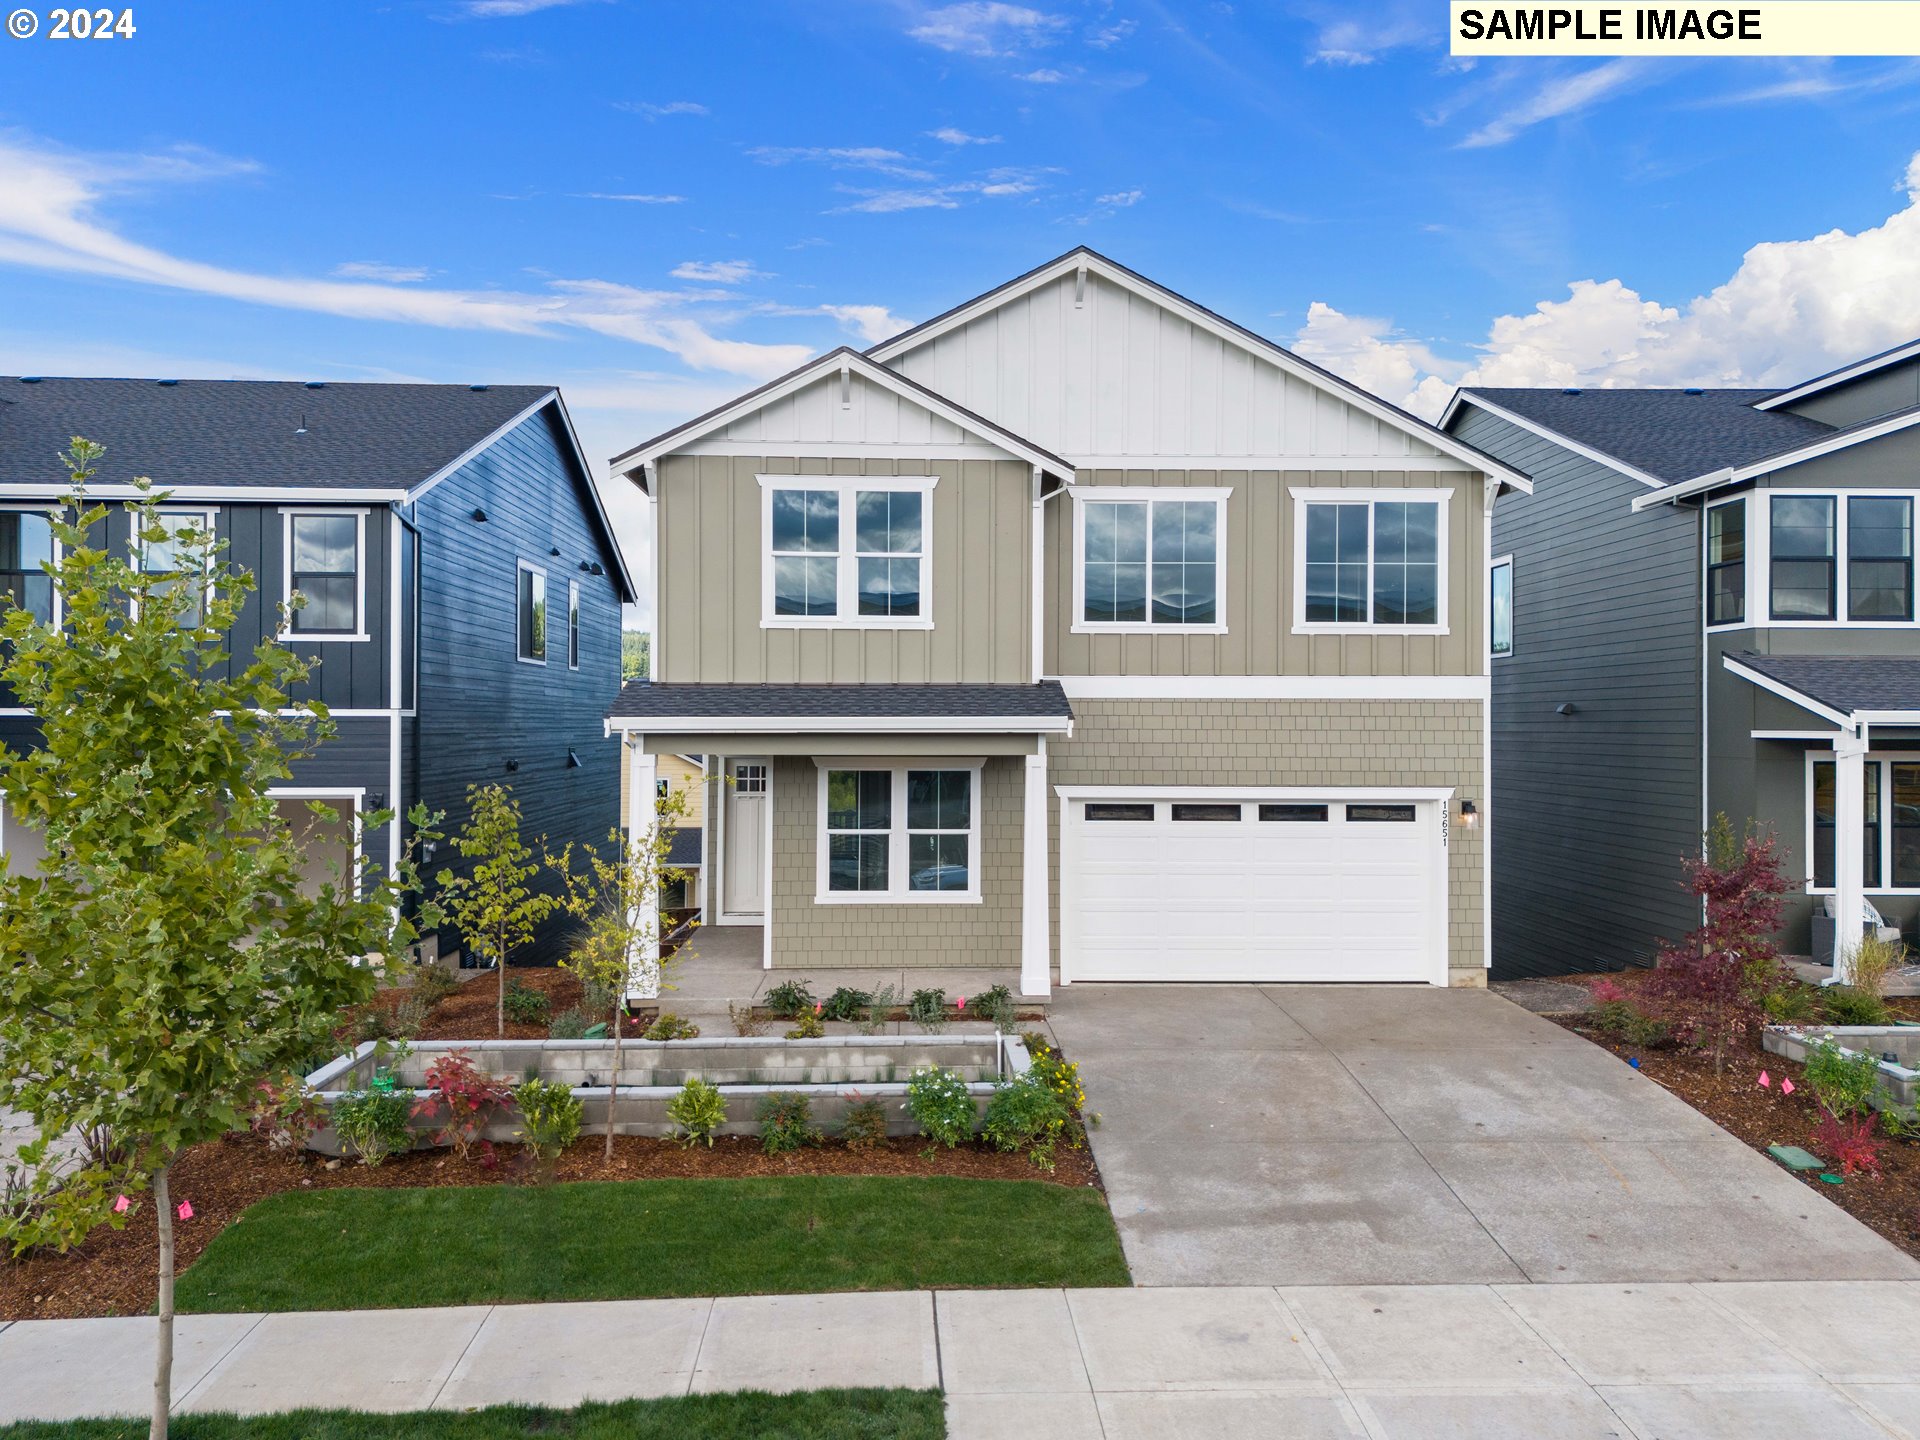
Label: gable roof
xmin=867 ymin=247 xmax=1533 ymax=494
xmin=1755 ymin=336 xmax=1920 ymax=412
xmin=1724 ymin=650 xmax=1920 ymax=723
xmin=609 ymin=346 xmax=1075 ymax=487
xmin=1444 ymin=387 xmax=1829 ymax=490
xmin=1632 ymin=400 xmax=1920 ymax=512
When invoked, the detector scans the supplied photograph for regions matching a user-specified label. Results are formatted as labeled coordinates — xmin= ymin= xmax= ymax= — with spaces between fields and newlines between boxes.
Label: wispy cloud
xmin=1087 ymin=18 xmax=1136 ymax=47
xmin=748 ymin=146 xmax=936 ymax=181
xmin=929 ymin=126 xmax=1001 ymax=145
xmin=457 ymin=0 xmax=606 ymax=16
xmin=671 ymin=259 xmax=769 ymax=284
xmin=833 ymin=167 xmax=1047 ymax=214
xmin=1095 ymin=188 xmax=1142 ymax=207
xmin=1016 ymin=68 xmax=1069 ymax=83
xmin=1459 ymin=59 xmax=1651 ymax=147
xmin=332 ymin=261 xmax=431 ymax=283
xmin=761 ymin=302 xmax=911 ymax=345
xmin=1688 ymin=59 xmax=1920 ymax=107
xmin=617 ymin=99 xmax=709 ymax=119
xmin=574 ymin=192 xmax=686 ymax=203
xmin=907 ymin=2 xmax=1069 ymax=57
xmin=1303 ymin=6 xmax=1434 ymax=64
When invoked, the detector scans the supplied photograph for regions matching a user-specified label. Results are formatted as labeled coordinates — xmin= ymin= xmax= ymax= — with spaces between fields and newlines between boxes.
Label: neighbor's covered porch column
xmin=1021 ymin=737 xmax=1051 ymax=999
xmin=1832 ymin=726 xmax=1868 ymax=987
xmin=624 ymin=733 xmax=662 ymax=1002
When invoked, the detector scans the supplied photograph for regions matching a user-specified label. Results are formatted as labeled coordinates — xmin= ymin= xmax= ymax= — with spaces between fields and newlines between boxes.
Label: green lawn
xmin=0 ymin=1390 xmax=942 ymax=1440
xmin=175 ymin=1176 xmax=1129 ymax=1312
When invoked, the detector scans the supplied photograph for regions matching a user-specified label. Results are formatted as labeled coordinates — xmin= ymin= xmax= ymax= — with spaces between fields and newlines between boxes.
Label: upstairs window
xmin=286 ymin=511 xmax=362 ymax=638
xmin=1296 ymin=492 xmax=1447 ymax=630
xmin=1770 ymin=495 xmax=1835 ymax=621
xmin=1490 ymin=557 xmax=1513 ymax=656
xmin=136 ymin=510 xmax=214 ymax=627
xmin=518 ymin=562 xmax=547 ymax=663
xmin=0 ymin=510 xmax=54 ymax=626
xmin=1849 ymin=496 xmax=1913 ymax=622
xmin=762 ymin=477 xmax=934 ymax=627
xmin=1706 ymin=501 xmax=1745 ymax=626
xmin=568 ymin=579 xmax=581 ymax=669
xmin=1073 ymin=488 xmax=1227 ymax=631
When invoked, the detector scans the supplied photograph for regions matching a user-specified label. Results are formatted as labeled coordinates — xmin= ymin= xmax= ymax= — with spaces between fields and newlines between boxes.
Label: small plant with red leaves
xmin=1589 ymin=978 xmax=1628 ymax=1005
xmin=1814 ymin=1112 xmax=1885 ymax=1177
xmin=411 ymin=1050 xmax=512 ymax=1159
xmin=248 ymin=1074 xmax=325 ymax=1153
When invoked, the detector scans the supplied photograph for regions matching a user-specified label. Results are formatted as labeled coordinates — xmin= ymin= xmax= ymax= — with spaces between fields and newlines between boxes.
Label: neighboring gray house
xmin=0 ymin=377 xmax=637 ymax=962
xmin=1444 ymin=339 xmax=1920 ymax=978
xmin=605 ymin=249 xmax=1530 ymax=996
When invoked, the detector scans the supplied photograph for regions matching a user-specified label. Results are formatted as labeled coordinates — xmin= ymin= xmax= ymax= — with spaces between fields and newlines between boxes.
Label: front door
xmin=723 ymin=759 xmax=768 ymax=920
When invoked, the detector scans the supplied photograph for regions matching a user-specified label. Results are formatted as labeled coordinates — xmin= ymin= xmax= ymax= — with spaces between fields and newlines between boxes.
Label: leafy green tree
xmin=621 ymin=629 xmax=650 ymax=680
xmin=0 ymin=441 xmax=437 ymax=1440
xmin=549 ymin=778 xmax=697 ymax=1160
xmin=437 ymin=783 xmax=559 ymax=1036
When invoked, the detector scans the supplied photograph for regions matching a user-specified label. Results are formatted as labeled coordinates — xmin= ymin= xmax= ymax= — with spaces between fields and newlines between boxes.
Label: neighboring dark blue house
xmin=0 ymin=377 xmax=636 ymax=963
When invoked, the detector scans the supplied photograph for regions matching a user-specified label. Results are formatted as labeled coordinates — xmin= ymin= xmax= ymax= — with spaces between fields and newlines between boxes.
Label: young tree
xmin=437 ymin=783 xmax=559 ymax=1036
xmin=0 ymin=442 xmax=437 ymax=1440
xmin=1645 ymin=814 xmax=1795 ymax=1074
xmin=548 ymin=780 xmax=697 ymax=1160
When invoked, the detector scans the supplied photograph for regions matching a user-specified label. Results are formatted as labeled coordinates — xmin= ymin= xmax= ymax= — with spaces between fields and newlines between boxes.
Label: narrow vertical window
xmin=906 ymin=770 xmax=971 ymax=891
xmin=1770 ymin=495 xmax=1836 ymax=621
xmin=826 ymin=770 xmax=891 ymax=892
xmin=518 ymin=563 xmax=547 ymax=662
xmin=1894 ymin=764 xmax=1920 ymax=888
xmin=0 ymin=510 xmax=55 ymax=625
xmin=1848 ymin=495 xmax=1913 ymax=621
xmin=770 ymin=489 xmax=840 ymax=617
xmin=1082 ymin=500 xmax=1149 ymax=623
xmin=856 ymin=490 xmax=922 ymax=617
xmin=1304 ymin=503 xmax=1369 ymax=623
xmin=1372 ymin=501 xmax=1439 ymax=625
xmin=288 ymin=513 xmax=360 ymax=635
xmin=1490 ymin=558 xmax=1513 ymax=656
xmin=567 ymin=579 xmax=581 ymax=669
xmin=1812 ymin=759 xmax=1882 ymax=889
xmin=1706 ymin=501 xmax=1745 ymax=626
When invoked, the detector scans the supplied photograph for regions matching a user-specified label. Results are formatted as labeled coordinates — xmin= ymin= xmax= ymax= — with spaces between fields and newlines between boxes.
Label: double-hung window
xmin=0 ymin=510 xmax=54 ymax=625
xmin=518 ymin=562 xmax=547 ymax=663
xmin=286 ymin=511 xmax=363 ymax=638
xmin=762 ymin=477 xmax=932 ymax=626
xmin=817 ymin=762 xmax=981 ymax=902
xmin=1294 ymin=490 xmax=1448 ymax=631
xmin=136 ymin=510 xmax=215 ymax=626
xmin=1706 ymin=500 xmax=1746 ymax=626
xmin=1073 ymin=487 xmax=1227 ymax=631
xmin=1812 ymin=758 xmax=1884 ymax=890
xmin=1810 ymin=754 xmax=1920 ymax=893
xmin=1765 ymin=493 xmax=1918 ymax=624
xmin=1769 ymin=496 xmax=1836 ymax=621
xmin=1848 ymin=496 xmax=1913 ymax=621
xmin=1490 ymin=557 xmax=1513 ymax=657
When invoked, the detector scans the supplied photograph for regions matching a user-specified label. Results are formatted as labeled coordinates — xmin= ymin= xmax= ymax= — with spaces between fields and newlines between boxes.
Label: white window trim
xmin=1069 ymin=485 xmax=1231 ymax=636
xmin=1289 ymin=487 xmax=1453 ymax=636
xmin=1803 ymin=750 xmax=1920 ymax=896
xmin=268 ymin=786 xmax=365 ymax=901
xmin=517 ymin=559 xmax=549 ymax=666
xmin=0 ymin=502 xmax=63 ymax=630
xmin=757 ymin=474 xmax=937 ymax=631
xmin=567 ymin=577 xmax=581 ymax=671
xmin=130 ymin=506 xmax=217 ymax=624
xmin=812 ymin=757 xmax=985 ymax=905
xmin=281 ymin=508 xmax=369 ymax=644
xmin=1760 ymin=488 xmax=1920 ymax=630
xmin=1490 ymin=554 xmax=1513 ymax=659
xmin=1704 ymin=495 xmax=1751 ymax=632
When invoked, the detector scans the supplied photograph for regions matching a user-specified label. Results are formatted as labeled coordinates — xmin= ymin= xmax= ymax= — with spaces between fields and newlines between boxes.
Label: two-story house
xmin=1443 ymin=338 xmax=1920 ymax=979
xmin=605 ymin=249 xmax=1528 ymax=996
xmin=0 ymin=377 xmax=635 ymax=962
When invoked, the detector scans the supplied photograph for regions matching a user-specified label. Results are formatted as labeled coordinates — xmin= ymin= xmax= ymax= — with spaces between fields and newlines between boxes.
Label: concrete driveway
xmin=1048 ymin=984 xmax=1920 ymax=1287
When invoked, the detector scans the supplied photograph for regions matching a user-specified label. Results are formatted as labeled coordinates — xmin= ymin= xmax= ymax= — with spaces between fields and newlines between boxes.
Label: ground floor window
xmin=816 ymin=761 xmax=982 ymax=902
xmin=1811 ymin=758 xmax=1885 ymax=891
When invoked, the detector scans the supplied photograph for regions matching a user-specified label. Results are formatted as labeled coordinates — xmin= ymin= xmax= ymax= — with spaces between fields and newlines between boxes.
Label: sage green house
xmin=607 ymin=249 xmax=1531 ymax=996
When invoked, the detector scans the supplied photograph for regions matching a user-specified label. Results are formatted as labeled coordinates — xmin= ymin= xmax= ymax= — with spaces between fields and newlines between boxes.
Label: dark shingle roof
xmin=666 ymin=830 xmax=702 ymax=868
xmin=0 ymin=378 xmax=555 ymax=491
xmin=1728 ymin=651 xmax=1920 ymax=716
xmin=608 ymin=681 xmax=1073 ymax=723
xmin=1461 ymin=387 xmax=1831 ymax=486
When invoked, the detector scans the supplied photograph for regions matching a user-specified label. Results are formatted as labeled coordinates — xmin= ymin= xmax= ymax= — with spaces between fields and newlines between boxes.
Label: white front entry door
xmin=722 ymin=759 xmax=769 ymax=920
xmin=1062 ymin=795 xmax=1446 ymax=984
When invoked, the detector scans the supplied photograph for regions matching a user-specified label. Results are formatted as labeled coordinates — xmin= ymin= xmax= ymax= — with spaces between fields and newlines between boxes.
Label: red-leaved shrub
xmin=1589 ymin=979 xmax=1628 ymax=1005
xmin=411 ymin=1050 xmax=512 ymax=1159
xmin=1813 ymin=1112 xmax=1885 ymax=1177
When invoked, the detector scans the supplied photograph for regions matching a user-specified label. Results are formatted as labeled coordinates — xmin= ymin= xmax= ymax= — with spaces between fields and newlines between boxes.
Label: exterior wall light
xmin=1460 ymin=799 xmax=1478 ymax=829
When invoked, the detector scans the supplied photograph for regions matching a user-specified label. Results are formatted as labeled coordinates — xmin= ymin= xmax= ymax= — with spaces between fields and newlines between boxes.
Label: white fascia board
xmin=1450 ymin=394 xmax=1665 ymax=491
xmin=1055 ymin=675 xmax=1487 ymax=701
xmin=1632 ymin=468 xmax=1734 ymax=512
xmin=1070 ymin=454 xmax=1487 ymax=474
xmin=869 ymin=252 xmax=1534 ymax=497
xmin=1054 ymin=783 xmax=1458 ymax=801
xmin=1721 ymin=654 xmax=1854 ymax=730
xmin=1853 ymin=710 xmax=1920 ymax=725
xmin=1 ymin=484 xmax=407 ymax=501
xmin=1757 ymin=340 xmax=1920 ymax=411
xmin=605 ymin=714 xmax=1075 ymax=734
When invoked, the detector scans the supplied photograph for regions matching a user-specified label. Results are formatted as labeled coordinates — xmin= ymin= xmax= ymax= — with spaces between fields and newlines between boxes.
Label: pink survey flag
xmin=112 ymin=1195 xmax=129 ymax=1214
xmin=1782 ymin=1078 xmax=1796 ymax=1096
xmin=1758 ymin=1071 xmax=1771 ymax=1088
xmin=177 ymin=1201 xmax=193 ymax=1221
xmin=957 ymin=995 xmax=967 ymax=1010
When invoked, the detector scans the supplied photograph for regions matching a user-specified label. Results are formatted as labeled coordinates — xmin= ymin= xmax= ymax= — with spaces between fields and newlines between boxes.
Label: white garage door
xmin=1062 ymin=795 xmax=1445 ymax=984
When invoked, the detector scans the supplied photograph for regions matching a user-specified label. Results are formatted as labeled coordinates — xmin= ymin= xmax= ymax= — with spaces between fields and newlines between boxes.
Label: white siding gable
xmin=676 ymin=370 xmax=1009 ymax=459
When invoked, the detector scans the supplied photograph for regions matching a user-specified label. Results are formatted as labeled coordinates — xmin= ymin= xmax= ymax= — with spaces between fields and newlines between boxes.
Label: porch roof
xmin=605 ymin=681 xmax=1073 ymax=734
xmin=1725 ymin=651 xmax=1920 ymax=725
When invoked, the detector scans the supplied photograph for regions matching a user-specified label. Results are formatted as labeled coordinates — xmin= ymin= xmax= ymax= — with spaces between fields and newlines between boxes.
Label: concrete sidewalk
xmin=5 ymin=1282 xmax=1920 ymax=1437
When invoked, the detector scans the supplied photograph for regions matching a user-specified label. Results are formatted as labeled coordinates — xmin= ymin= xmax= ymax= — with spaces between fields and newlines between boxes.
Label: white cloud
xmin=1307 ymin=9 xmax=1433 ymax=64
xmin=929 ymin=126 xmax=1002 ymax=145
xmin=1095 ymin=189 xmax=1143 ymax=207
xmin=671 ymin=259 xmax=769 ymax=284
xmin=331 ymin=261 xmax=431 ymax=283
xmin=1459 ymin=59 xmax=1652 ymax=147
xmin=0 ymin=134 xmax=808 ymax=380
xmin=749 ymin=146 xmax=936 ymax=181
xmin=760 ymin=303 xmax=911 ymax=345
xmin=1016 ymin=67 xmax=1069 ymax=82
xmin=832 ymin=167 xmax=1047 ymax=214
xmin=1087 ymin=18 xmax=1136 ymax=47
xmin=573 ymin=192 xmax=685 ymax=203
xmin=907 ymin=3 xmax=1068 ymax=57
xmin=616 ymin=100 xmax=709 ymax=119
xmin=458 ymin=0 xmax=605 ymax=16
xmin=1291 ymin=150 xmax=1920 ymax=420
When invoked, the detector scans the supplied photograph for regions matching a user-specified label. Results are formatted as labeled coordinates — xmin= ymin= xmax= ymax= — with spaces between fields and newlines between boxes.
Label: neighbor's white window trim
xmin=130 ymin=505 xmax=218 ymax=624
xmin=1763 ymin=488 xmax=1920 ymax=630
xmin=1289 ymin=486 xmax=1453 ymax=636
xmin=567 ymin=577 xmax=581 ymax=671
xmin=1803 ymin=749 xmax=1920 ymax=896
xmin=1490 ymin=553 xmax=1513 ymax=659
xmin=756 ymin=474 xmax=937 ymax=631
xmin=517 ymin=558 xmax=549 ymax=666
xmin=280 ymin=508 xmax=369 ymax=643
xmin=811 ymin=757 xmax=986 ymax=905
xmin=1069 ymin=485 xmax=1231 ymax=636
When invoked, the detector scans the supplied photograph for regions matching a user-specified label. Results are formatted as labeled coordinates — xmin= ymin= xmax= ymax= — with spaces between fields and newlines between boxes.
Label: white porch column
xmin=1832 ymin=728 xmax=1868 ymax=987
xmin=1020 ymin=739 xmax=1051 ymax=999
xmin=625 ymin=735 xmax=661 ymax=1002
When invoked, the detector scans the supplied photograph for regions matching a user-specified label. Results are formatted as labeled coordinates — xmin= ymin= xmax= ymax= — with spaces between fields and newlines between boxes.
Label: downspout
xmin=644 ymin=460 xmax=661 ymax=681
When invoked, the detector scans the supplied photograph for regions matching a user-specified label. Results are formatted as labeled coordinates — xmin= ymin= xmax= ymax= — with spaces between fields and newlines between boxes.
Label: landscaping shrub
xmin=860 ymin=983 xmax=899 ymax=1035
xmin=1763 ymin=984 xmax=1823 ymax=1022
xmin=729 ymin=1001 xmax=769 ymax=1037
xmin=983 ymin=993 xmax=1019 ymax=1033
xmin=513 ymin=1079 xmax=582 ymax=1173
xmin=1806 ymin=1039 xmax=1883 ymax=1119
xmin=757 ymin=1092 xmax=822 ymax=1154
xmin=668 ymin=1077 xmax=727 ymax=1147
xmin=1847 ymin=931 xmax=1905 ymax=998
xmin=388 ymin=994 xmax=429 ymax=1038
xmin=762 ymin=978 xmax=815 ymax=1018
xmin=333 ymin=1088 xmax=413 ymax=1166
xmin=1814 ymin=1111 xmax=1885 ymax=1176
xmin=785 ymin=1008 xmax=825 ymax=1039
xmin=413 ymin=1049 xmax=512 ymax=1159
xmin=1823 ymin=985 xmax=1890 ymax=1026
xmin=1588 ymin=997 xmax=1672 ymax=1049
xmin=644 ymin=1012 xmax=702 ymax=1041
xmin=971 ymin=983 xmax=1012 ymax=1016
xmin=839 ymin=1097 xmax=888 ymax=1150
xmin=503 ymin=977 xmax=552 ymax=1026
xmin=1025 ymin=1038 xmax=1087 ymax=1113
xmin=908 ymin=987 xmax=948 ymax=1033
xmin=982 ymin=1074 xmax=1073 ymax=1170
xmin=580 ymin=975 xmax=617 ymax=1019
xmin=410 ymin=964 xmax=459 ymax=1007
xmin=907 ymin=1065 xmax=975 ymax=1149
xmin=822 ymin=986 xmax=871 ymax=1022
xmin=248 ymin=1074 xmax=325 ymax=1154
xmin=547 ymin=1005 xmax=593 ymax=1039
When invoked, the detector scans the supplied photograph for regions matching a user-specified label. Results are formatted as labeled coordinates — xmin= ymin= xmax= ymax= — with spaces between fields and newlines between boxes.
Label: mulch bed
xmin=0 ymin=1130 xmax=1102 ymax=1322
xmin=1546 ymin=969 xmax=1920 ymax=1261
xmin=348 ymin=968 xmax=659 ymax=1043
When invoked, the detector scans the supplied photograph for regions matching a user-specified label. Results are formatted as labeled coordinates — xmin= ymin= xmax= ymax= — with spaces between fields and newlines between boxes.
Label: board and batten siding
xmin=1046 ymin=467 xmax=1486 ymax=678
xmin=1456 ymin=405 xmax=1703 ymax=979
xmin=655 ymin=453 xmax=1032 ymax=684
xmin=696 ymin=370 xmax=1007 ymax=456
xmin=885 ymin=269 xmax=1450 ymax=465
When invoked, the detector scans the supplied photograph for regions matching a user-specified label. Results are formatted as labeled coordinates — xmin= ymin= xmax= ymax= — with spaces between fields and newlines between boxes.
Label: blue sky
xmin=2 ymin=1 xmax=1919 ymax=603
